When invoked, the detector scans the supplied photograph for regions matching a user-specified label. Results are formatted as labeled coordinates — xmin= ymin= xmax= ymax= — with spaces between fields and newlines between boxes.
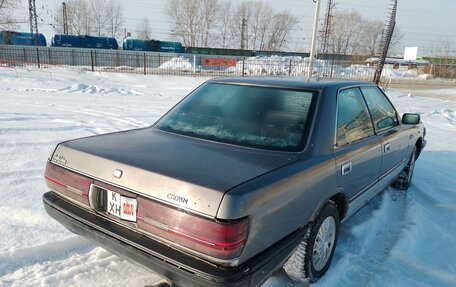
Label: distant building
xmin=365 ymin=57 xmax=431 ymax=73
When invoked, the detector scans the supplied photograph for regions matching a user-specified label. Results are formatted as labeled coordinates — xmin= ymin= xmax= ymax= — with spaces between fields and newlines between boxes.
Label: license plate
xmin=106 ymin=189 xmax=137 ymax=222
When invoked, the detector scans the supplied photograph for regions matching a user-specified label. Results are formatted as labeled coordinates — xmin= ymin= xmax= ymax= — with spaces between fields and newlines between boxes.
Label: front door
xmin=360 ymin=86 xmax=409 ymax=180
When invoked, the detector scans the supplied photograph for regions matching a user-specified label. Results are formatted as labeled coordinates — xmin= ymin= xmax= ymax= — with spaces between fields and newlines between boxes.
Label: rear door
xmin=360 ymin=86 xmax=410 ymax=180
xmin=333 ymin=87 xmax=382 ymax=203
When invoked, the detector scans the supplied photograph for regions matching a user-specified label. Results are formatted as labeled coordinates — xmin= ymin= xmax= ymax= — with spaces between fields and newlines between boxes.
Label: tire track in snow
xmin=0 ymin=247 xmax=162 ymax=287
xmin=0 ymin=237 xmax=94 ymax=277
xmin=56 ymin=106 xmax=148 ymax=129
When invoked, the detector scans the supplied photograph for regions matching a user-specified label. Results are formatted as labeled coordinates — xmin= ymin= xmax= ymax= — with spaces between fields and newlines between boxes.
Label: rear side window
xmin=360 ymin=86 xmax=398 ymax=132
xmin=337 ymin=88 xmax=374 ymax=146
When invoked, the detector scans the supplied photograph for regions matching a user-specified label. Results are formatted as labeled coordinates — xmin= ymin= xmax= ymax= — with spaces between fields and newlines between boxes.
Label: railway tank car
xmin=51 ymin=34 xmax=118 ymax=50
xmin=0 ymin=31 xmax=47 ymax=46
xmin=122 ymin=38 xmax=184 ymax=53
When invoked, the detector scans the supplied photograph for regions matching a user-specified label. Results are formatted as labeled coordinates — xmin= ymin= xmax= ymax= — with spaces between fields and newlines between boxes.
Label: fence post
xmin=330 ymin=58 xmax=335 ymax=79
xmin=288 ymin=58 xmax=292 ymax=76
xmin=48 ymin=48 xmax=51 ymax=65
xmin=36 ymin=47 xmax=40 ymax=68
xmin=143 ymin=53 xmax=146 ymax=75
xmin=242 ymin=57 xmax=245 ymax=76
xmin=193 ymin=55 xmax=196 ymax=74
xmin=90 ymin=50 xmax=94 ymax=72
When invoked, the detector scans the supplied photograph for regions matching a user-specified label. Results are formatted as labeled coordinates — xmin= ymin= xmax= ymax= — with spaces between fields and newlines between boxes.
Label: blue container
xmin=122 ymin=38 xmax=149 ymax=51
xmin=122 ymin=38 xmax=184 ymax=53
xmin=51 ymin=34 xmax=118 ymax=49
xmin=0 ymin=31 xmax=47 ymax=46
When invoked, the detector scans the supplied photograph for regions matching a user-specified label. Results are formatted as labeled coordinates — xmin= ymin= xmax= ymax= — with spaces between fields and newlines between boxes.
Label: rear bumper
xmin=43 ymin=191 xmax=306 ymax=287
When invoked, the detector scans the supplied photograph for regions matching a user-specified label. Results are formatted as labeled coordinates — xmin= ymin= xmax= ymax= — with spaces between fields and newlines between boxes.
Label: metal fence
xmin=0 ymin=45 xmax=376 ymax=81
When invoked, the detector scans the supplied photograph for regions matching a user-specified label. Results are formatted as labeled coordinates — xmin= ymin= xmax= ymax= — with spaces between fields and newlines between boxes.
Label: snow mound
xmin=418 ymin=73 xmax=435 ymax=80
xmin=59 ymin=83 xmax=142 ymax=96
xmin=226 ymin=56 xmax=375 ymax=80
xmin=226 ymin=55 xmax=301 ymax=75
xmin=158 ymin=56 xmax=193 ymax=71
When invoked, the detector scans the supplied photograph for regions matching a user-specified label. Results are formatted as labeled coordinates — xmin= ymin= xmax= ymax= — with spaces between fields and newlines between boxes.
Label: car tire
xmin=283 ymin=201 xmax=339 ymax=283
xmin=392 ymin=146 xmax=417 ymax=190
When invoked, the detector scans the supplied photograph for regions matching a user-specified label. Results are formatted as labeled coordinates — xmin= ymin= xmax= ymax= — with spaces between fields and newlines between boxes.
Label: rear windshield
xmin=156 ymin=82 xmax=316 ymax=151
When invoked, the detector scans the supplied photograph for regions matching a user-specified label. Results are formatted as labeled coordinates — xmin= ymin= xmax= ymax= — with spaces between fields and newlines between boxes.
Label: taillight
xmin=44 ymin=161 xmax=93 ymax=205
xmin=137 ymin=197 xmax=248 ymax=260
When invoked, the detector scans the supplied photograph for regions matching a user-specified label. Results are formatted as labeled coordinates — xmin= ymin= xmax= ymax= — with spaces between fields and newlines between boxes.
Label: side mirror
xmin=402 ymin=113 xmax=420 ymax=125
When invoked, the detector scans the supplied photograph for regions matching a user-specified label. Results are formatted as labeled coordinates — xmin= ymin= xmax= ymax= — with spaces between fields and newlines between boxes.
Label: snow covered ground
xmin=0 ymin=67 xmax=455 ymax=287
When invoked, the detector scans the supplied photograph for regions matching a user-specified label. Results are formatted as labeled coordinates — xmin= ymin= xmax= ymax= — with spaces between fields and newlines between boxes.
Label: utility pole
xmin=240 ymin=18 xmax=247 ymax=50
xmin=62 ymin=2 xmax=68 ymax=34
xmin=320 ymin=0 xmax=336 ymax=56
xmin=373 ymin=0 xmax=397 ymax=84
xmin=28 ymin=0 xmax=39 ymax=45
xmin=308 ymin=0 xmax=322 ymax=78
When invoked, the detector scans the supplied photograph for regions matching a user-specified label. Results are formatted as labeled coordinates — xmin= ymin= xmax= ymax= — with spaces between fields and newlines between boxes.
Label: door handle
xmin=341 ymin=162 xmax=352 ymax=175
xmin=384 ymin=143 xmax=391 ymax=153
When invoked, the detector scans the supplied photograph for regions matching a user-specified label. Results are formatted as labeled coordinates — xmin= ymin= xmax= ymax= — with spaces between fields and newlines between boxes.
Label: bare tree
xmin=214 ymin=1 xmax=232 ymax=48
xmin=167 ymin=0 xmax=298 ymax=50
xmin=69 ymin=0 xmax=92 ymax=35
xmin=105 ymin=0 xmax=124 ymax=39
xmin=329 ymin=10 xmax=364 ymax=55
xmin=91 ymin=0 xmax=107 ymax=36
xmin=200 ymin=0 xmax=219 ymax=47
xmin=229 ymin=2 xmax=297 ymax=51
xmin=248 ymin=1 xmax=274 ymax=50
xmin=265 ymin=10 xmax=298 ymax=51
xmin=327 ymin=9 xmax=403 ymax=57
xmin=53 ymin=0 xmax=92 ymax=35
xmin=426 ymin=38 xmax=455 ymax=78
xmin=230 ymin=0 xmax=253 ymax=49
xmin=167 ymin=0 xmax=198 ymax=46
xmin=0 ymin=0 xmax=20 ymax=30
xmin=388 ymin=27 xmax=404 ymax=56
xmin=360 ymin=19 xmax=383 ymax=56
xmin=53 ymin=0 xmax=123 ymax=38
xmin=136 ymin=16 xmax=152 ymax=40
xmin=166 ymin=0 xmax=219 ymax=47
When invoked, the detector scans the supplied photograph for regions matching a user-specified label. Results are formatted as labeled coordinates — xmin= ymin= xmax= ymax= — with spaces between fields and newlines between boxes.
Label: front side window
xmin=360 ymin=86 xmax=398 ymax=131
xmin=156 ymin=83 xmax=315 ymax=151
xmin=337 ymin=88 xmax=374 ymax=146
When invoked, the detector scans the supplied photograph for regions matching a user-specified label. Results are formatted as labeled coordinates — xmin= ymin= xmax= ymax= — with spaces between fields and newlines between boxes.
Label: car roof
xmin=208 ymin=77 xmax=375 ymax=90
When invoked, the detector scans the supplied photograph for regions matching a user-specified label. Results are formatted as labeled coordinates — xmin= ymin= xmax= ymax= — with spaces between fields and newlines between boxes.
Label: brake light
xmin=44 ymin=161 xmax=93 ymax=205
xmin=137 ymin=197 xmax=248 ymax=260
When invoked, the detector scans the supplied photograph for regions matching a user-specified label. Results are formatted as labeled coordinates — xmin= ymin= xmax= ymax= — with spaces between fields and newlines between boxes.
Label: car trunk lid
xmin=50 ymin=128 xmax=299 ymax=217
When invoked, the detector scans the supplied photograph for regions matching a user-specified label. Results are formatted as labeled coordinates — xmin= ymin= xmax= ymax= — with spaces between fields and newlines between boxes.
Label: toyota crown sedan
xmin=43 ymin=77 xmax=426 ymax=286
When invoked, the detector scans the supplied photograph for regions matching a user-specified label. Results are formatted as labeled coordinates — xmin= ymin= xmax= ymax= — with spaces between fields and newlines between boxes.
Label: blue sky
xmin=16 ymin=0 xmax=456 ymax=56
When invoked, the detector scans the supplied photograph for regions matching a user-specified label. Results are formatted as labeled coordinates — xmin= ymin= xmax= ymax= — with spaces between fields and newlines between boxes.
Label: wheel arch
xmin=415 ymin=137 xmax=424 ymax=159
xmin=329 ymin=192 xmax=349 ymax=222
xmin=310 ymin=190 xmax=349 ymax=223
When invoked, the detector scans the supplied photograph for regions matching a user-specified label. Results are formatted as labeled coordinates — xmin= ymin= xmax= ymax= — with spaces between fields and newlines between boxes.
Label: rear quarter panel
xmin=217 ymin=155 xmax=337 ymax=264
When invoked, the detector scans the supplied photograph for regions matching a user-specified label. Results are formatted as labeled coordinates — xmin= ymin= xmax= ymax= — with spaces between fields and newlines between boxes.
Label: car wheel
xmin=392 ymin=146 xmax=416 ymax=190
xmin=283 ymin=201 xmax=339 ymax=283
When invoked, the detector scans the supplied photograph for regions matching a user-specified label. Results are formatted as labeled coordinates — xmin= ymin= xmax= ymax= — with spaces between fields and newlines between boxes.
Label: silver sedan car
xmin=43 ymin=77 xmax=426 ymax=286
